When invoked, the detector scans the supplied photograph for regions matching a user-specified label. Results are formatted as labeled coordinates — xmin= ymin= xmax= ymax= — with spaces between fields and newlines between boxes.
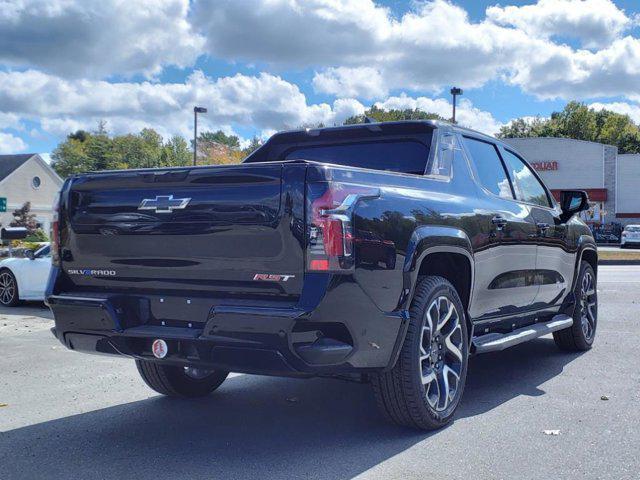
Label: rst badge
xmin=253 ymin=274 xmax=296 ymax=282
xmin=138 ymin=195 xmax=191 ymax=213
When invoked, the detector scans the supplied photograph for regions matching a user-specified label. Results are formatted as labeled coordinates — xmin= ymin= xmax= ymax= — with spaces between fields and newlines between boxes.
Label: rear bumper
xmin=48 ymin=273 xmax=407 ymax=377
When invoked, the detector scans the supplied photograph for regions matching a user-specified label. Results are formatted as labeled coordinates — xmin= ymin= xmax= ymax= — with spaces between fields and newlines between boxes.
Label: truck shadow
xmin=1 ymin=338 xmax=582 ymax=480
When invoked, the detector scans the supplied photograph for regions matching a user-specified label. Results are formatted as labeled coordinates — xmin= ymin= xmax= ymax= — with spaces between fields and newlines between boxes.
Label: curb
xmin=598 ymin=259 xmax=640 ymax=265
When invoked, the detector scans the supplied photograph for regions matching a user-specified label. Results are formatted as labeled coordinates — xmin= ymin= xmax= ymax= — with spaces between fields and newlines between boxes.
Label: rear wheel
xmin=553 ymin=261 xmax=597 ymax=351
xmin=385 ymin=252 xmax=396 ymax=270
xmin=136 ymin=360 xmax=229 ymax=397
xmin=372 ymin=276 xmax=469 ymax=430
xmin=0 ymin=269 xmax=20 ymax=307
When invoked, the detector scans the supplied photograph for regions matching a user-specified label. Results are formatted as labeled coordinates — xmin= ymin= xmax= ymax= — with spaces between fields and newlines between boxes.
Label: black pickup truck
xmin=46 ymin=121 xmax=598 ymax=430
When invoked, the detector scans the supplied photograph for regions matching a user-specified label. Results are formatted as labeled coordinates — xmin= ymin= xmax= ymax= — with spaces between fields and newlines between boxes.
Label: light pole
xmin=193 ymin=106 xmax=207 ymax=166
xmin=450 ymin=87 xmax=463 ymax=124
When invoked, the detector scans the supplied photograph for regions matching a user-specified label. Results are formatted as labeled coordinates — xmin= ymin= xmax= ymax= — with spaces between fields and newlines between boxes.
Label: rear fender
xmin=385 ymin=226 xmax=474 ymax=371
xmin=574 ymin=236 xmax=598 ymax=286
xmin=403 ymin=225 xmax=474 ymax=307
xmin=558 ymin=237 xmax=596 ymax=318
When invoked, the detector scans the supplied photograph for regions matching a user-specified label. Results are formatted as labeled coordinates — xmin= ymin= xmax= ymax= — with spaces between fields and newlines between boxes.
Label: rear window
xmin=283 ymin=140 xmax=430 ymax=174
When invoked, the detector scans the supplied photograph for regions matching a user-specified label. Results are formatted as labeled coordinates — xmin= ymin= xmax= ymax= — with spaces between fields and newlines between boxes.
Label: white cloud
xmin=589 ymin=101 xmax=640 ymax=123
xmin=0 ymin=0 xmax=203 ymax=78
xmin=510 ymin=36 xmax=640 ymax=99
xmin=194 ymin=0 xmax=528 ymax=95
xmin=487 ymin=0 xmax=633 ymax=49
xmin=375 ymin=94 xmax=504 ymax=135
xmin=0 ymin=112 xmax=22 ymax=131
xmin=193 ymin=0 xmax=640 ymax=102
xmin=3 ymin=0 xmax=640 ymax=154
xmin=191 ymin=0 xmax=390 ymax=67
xmin=0 ymin=132 xmax=27 ymax=154
xmin=313 ymin=67 xmax=387 ymax=99
xmin=0 ymin=70 xmax=365 ymax=141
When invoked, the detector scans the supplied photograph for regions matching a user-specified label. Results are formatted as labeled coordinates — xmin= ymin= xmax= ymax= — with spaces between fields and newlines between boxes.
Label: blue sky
xmin=1 ymin=0 xmax=640 ymax=157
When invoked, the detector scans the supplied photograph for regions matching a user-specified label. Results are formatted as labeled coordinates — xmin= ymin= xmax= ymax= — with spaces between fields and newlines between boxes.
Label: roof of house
xmin=0 ymin=154 xmax=37 ymax=183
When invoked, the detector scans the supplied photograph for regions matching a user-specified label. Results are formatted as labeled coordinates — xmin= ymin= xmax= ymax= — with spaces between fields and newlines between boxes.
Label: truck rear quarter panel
xmin=309 ymin=148 xmax=480 ymax=315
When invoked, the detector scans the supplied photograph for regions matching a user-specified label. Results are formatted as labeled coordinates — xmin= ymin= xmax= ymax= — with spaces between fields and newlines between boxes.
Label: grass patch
xmin=599 ymin=249 xmax=640 ymax=261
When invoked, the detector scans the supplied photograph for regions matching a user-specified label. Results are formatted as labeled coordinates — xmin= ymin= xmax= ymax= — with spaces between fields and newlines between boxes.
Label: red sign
xmin=531 ymin=161 xmax=558 ymax=171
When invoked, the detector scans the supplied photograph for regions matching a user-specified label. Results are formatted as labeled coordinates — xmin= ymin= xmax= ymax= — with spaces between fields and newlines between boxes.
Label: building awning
xmin=551 ymin=188 xmax=607 ymax=202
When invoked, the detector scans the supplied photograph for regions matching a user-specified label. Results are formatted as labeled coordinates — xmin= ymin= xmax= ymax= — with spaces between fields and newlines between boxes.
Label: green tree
xmin=196 ymin=130 xmax=241 ymax=150
xmin=550 ymin=101 xmax=598 ymax=141
xmin=498 ymin=101 xmax=640 ymax=154
xmin=51 ymin=134 xmax=93 ymax=177
xmin=242 ymin=136 xmax=264 ymax=156
xmin=10 ymin=202 xmax=38 ymax=234
xmin=496 ymin=117 xmax=551 ymax=138
xmin=161 ymin=135 xmax=191 ymax=167
xmin=52 ymin=126 xmax=191 ymax=176
xmin=344 ymin=105 xmax=447 ymax=125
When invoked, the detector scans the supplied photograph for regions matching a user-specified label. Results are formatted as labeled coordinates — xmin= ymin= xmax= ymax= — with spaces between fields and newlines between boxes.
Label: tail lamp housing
xmin=306 ymin=182 xmax=379 ymax=272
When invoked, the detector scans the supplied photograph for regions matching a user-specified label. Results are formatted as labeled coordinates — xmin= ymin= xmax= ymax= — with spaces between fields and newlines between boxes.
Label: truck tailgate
xmin=61 ymin=162 xmax=306 ymax=298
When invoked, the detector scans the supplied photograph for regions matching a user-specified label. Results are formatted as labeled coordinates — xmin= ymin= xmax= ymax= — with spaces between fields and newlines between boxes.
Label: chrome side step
xmin=472 ymin=315 xmax=573 ymax=354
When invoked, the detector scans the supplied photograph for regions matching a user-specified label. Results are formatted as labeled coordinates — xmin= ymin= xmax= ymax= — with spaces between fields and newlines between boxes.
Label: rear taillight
xmin=306 ymin=182 xmax=379 ymax=272
xmin=51 ymin=193 xmax=60 ymax=266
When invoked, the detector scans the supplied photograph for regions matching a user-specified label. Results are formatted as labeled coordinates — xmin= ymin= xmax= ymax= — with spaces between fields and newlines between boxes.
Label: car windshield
xmin=34 ymin=244 xmax=51 ymax=257
xmin=625 ymin=226 xmax=640 ymax=232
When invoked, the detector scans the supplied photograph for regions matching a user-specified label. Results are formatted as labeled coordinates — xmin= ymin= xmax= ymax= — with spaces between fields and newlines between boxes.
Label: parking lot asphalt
xmin=1 ymin=265 xmax=639 ymax=480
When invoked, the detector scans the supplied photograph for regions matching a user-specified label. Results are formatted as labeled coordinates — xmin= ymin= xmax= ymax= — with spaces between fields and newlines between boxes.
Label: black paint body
xmin=47 ymin=121 xmax=596 ymax=376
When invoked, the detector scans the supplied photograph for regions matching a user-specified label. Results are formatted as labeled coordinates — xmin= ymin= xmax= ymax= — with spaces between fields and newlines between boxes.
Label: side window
xmin=462 ymin=137 xmax=513 ymax=199
xmin=431 ymin=133 xmax=458 ymax=177
xmin=500 ymin=149 xmax=551 ymax=208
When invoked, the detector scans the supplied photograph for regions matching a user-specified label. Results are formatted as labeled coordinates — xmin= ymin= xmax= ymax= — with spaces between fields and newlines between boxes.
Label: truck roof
xmin=266 ymin=119 xmax=497 ymax=145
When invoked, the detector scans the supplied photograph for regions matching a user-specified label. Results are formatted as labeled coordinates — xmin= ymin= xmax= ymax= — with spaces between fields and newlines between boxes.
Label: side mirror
xmin=24 ymin=249 xmax=35 ymax=260
xmin=560 ymin=190 xmax=589 ymax=222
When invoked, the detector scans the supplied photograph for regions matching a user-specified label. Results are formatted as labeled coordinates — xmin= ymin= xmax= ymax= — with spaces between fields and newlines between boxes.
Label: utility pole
xmin=193 ymin=106 xmax=207 ymax=166
xmin=450 ymin=87 xmax=463 ymax=124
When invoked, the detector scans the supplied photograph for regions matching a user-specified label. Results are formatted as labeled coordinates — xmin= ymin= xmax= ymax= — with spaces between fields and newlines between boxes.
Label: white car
xmin=621 ymin=225 xmax=640 ymax=249
xmin=0 ymin=244 xmax=51 ymax=306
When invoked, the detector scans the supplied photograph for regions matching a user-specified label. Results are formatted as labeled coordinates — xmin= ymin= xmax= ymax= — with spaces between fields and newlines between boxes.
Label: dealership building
xmin=504 ymin=137 xmax=640 ymax=226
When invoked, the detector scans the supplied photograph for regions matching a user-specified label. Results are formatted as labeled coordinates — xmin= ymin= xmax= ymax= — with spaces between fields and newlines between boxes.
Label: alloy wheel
xmin=580 ymin=271 xmax=597 ymax=340
xmin=0 ymin=271 xmax=16 ymax=306
xmin=419 ymin=296 xmax=464 ymax=412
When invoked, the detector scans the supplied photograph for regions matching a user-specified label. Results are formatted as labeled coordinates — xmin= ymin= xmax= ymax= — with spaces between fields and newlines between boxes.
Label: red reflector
xmin=309 ymin=259 xmax=330 ymax=271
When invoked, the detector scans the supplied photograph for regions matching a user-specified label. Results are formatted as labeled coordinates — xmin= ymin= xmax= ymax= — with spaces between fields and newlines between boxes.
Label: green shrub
xmin=25 ymin=229 xmax=49 ymax=242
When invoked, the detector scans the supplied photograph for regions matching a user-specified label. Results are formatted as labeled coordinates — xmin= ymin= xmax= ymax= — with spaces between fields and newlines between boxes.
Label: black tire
xmin=136 ymin=360 xmax=229 ymax=398
xmin=385 ymin=252 xmax=396 ymax=270
xmin=372 ymin=276 xmax=469 ymax=430
xmin=0 ymin=269 xmax=20 ymax=307
xmin=553 ymin=261 xmax=597 ymax=351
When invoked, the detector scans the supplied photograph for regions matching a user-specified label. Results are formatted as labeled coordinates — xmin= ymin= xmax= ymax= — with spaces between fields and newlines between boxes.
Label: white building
xmin=616 ymin=154 xmax=640 ymax=222
xmin=0 ymin=154 xmax=64 ymax=234
xmin=503 ymin=137 xmax=640 ymax=225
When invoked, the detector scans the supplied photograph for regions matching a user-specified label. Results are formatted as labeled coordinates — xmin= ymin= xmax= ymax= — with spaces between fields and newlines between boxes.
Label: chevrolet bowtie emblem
xmin=138 ymin=195 xmax=191 ymax=213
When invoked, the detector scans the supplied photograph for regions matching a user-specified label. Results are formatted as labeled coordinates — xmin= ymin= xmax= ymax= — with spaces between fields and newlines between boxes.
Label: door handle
xmin=491 ymin=216 xmax=508 ymax=230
